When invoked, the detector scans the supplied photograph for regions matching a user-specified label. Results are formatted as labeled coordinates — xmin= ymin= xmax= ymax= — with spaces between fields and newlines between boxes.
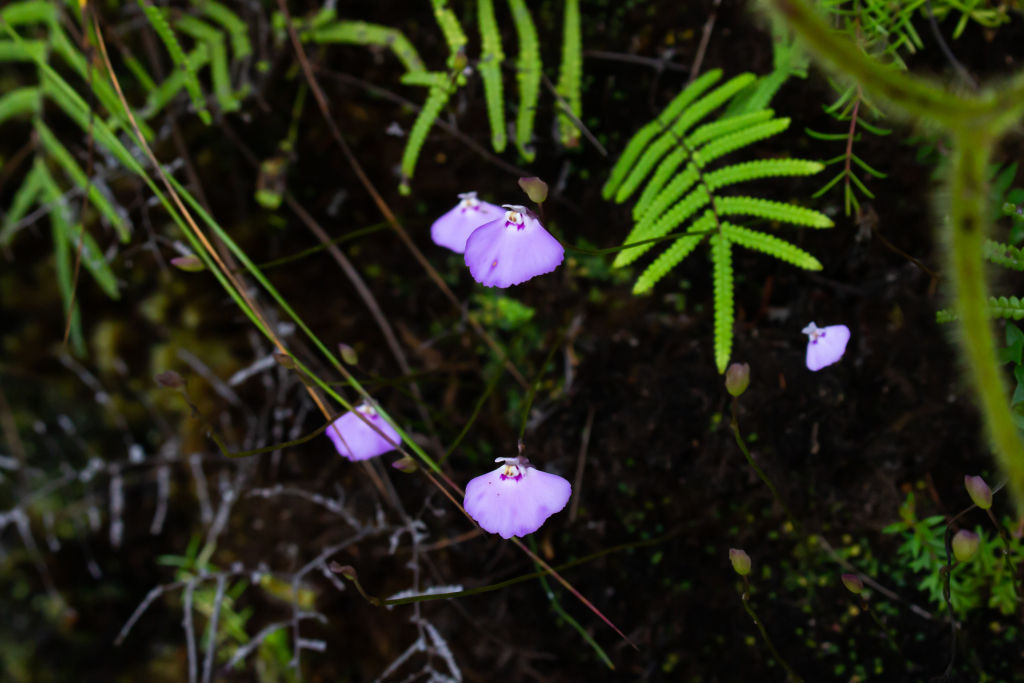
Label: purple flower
xmin=463 ymin=457 xmax=571 ymax=539
xmin=326 ymin=404 xmax=402 ymax=462
xmin=802 ymin=322 xmax=850 ymax=371
xmin=430 ymin=192 xmax=504 ymax=254
xmin=464 ymin=205 xmax=564 ymax=288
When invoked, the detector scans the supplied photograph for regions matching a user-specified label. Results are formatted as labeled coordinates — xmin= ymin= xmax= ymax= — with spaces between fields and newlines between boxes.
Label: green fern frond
xmin=508 ymin=0 xmax=541 ymax=162
xmin=174 ymin=15 xmax=239 ymax=113
xmin=33 ymin=119 xmax=130 ymax=242
xmin=704 ymin=159 xmax=824 ymax=189
xmin=984 ymin=239 xmax=1024 ymax=271
xmin=634 ymin=117 xmax=790 ymax=225
xmin=711 ymin=234 xmax=735 ymax=373
xmin=309 ymin=21 xmax=425 ymax=72
xmin=603 ymin=70 xmax=723 ymax=200
xmin=137 ymin=0 xmax=211 ymax=124
xmin=614 ymin=73 xmax=757 ymax=203
xmin=721 ymin=222 xmax=822 ymax=269
xmin=140 ymin=44 xmax=210 ymax=120
xmin=714 ymin=196 xmax=833 ymax=227
xmin=0 ymin=159 xmax=45 ymax=246
xmin=0 ymin=86 xmax=40 ymax=125
xmin=0 ymin=1 xmax=56 ymax=25
xmin=399 ymin=78 xmax=455 ymax=194
xmin=193 ymin=0 xmax=252 ymax=61
xmin=632 ymin=111 xmax=776 ymax=219
xmin=430 ymin=0 xmax=468 ymax=70
xmin=631 ymin=212 xmax=718 ymax=293
xmin=0 ymin=39 xmax=48 ymax=62
xmin=605 ymin=71 xmax=828 ymax=372
xmin=556 ymin=0 xmax=582 ymax=147
xmin=34 ymin=158 xmax=120 ymax=300
xmin=614 ymin=188 xmax=711 ymax=267
xmin=938 ymin=296 xmax=1024 ymax=323
xmin=477 ymin=0 xmax=506 ymax=152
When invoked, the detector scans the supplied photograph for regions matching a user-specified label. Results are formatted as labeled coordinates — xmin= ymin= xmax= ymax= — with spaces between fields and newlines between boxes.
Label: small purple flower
xmin=326 ymin=404 xmax=402 ymax=462
xmin=802 ymin=322 xmax=851 ymax=371
xmin=463 ymin=456 xmax=571 ymax=539
xmin=430 ymin=192 xmax=504 ymax=254
xmin=464 ymin=205 xmax=565 ymax=288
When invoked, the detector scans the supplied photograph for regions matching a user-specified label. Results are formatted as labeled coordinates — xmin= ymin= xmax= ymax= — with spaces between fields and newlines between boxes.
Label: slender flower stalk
xmin=730 ymin=551 xmax=803 ymax=683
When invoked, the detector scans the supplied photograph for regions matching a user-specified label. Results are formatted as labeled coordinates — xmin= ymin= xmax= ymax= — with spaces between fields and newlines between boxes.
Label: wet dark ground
xmin=2 ymin=0 xmax=1024 ymax=681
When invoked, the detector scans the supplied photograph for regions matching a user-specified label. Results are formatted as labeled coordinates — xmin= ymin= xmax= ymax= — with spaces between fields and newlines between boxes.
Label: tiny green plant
xmin=604 ymin=70 xmax=832 ymax=372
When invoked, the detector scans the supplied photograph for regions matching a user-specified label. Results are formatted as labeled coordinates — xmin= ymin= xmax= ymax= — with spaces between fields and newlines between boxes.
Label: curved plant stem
xmin=741 ymin=580 xmax=804 ymax=682
xmin=731 ymin=397 xmax=801 ymax=534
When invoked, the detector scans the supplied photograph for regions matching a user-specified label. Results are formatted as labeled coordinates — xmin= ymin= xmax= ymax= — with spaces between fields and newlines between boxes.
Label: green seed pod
xmin=729 ymin=548 xmax=751 ymax=576
xmin=952 ymin=529 xmax=980 ymax=562
xmin=841 ymin=573 xmax=864 ymax=594
xmin=725 ymin=363 xmax=750 ymax=397
xmin=518 ymin=177 xmax=549 ymax=204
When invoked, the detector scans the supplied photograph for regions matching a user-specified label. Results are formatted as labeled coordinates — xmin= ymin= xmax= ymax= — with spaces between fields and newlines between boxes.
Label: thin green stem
xmin=730 ymin=397 xmax=802 ymax=535
xmin=441 ymin=369 xmax=505 ymax=465
xmin=741 ymin=588 xmax=804 ymax=683
xmin=519 ymin=328 xmax=568 ymax=441
xmin=528 ymin=536 xmax=615 ymax=669
xmin=860 ymin=598 xmax=902 ymax=654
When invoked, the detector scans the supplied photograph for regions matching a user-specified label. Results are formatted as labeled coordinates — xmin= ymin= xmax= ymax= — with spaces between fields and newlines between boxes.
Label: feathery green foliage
xmin=307 ymin=21 xmax=425 ymax=72
xmin=555 ymin=0 xmax=582 ymax=148
xmin=607 ymin=72 xmax=830 ymax=372
xmin=508 ymin=0 xmax=542 ymax=162
xmin=477 ymin=0 xmax=507 ymax=153
xmin=430 ymin=0 xmax=469 ymax=71
xmin=137 ymin=0 xmax=211 ymax=124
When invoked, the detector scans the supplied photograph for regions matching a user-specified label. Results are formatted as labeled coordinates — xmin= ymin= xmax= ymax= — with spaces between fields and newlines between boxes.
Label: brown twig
xmin=539 ymin=72 xmax=608 ymax=157
xmin=568 ymin=405 xmax=595 ymax=523
xmin=688 ymin=0 xmax=723 ymax=85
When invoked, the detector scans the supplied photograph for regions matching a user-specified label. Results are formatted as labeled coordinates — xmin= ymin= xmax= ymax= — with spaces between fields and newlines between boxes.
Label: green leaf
xmin=714 ymin=196 xmax=834 ymax=228
xmin=0 ymin=86 xmax=41 ymax=126
xmin=711 ymin=234 xmax=734 ymax=373
xmin=33 ymin=118 xmax=131 ymax=242
xmin=477 ymin=0 xmax=506 ymax=152
xmin=309 ymin=21 xmax=425 ymax=73
xmin=35 ymin=159 xmax=120 ymax=300
xmin=137 ymin=0 xmax=212 ymax=124
xmin=721 ymin=222 xmax=822 ymax=270
xmin=430 ymin=0 xmax=468 ymax=70
xmin=555 ymin=0 xmax=582 ymax=147
xmin=398 ymin=77 xmax=454 ymax=193
xmin=508 ymin=0 xmax=541 ymax=162
xmin=0 ymin=158 xmax=45 ymax=245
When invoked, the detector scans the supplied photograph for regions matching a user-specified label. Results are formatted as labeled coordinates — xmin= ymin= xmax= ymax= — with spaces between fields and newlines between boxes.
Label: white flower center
xmin=504 ymin=210 xmax=524 ymax=225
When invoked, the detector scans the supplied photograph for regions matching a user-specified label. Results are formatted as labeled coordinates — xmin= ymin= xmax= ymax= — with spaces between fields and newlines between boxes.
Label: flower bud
xmin=841 ymin=573 xmax=864 ymax=594
xmin=170 ymin=255 xmax=205 ymax=272
xmin=154 ymin=370 xmax=185 ymax=389
xmin=272 ymin=351 xmax=296 ymax=370
xmin=729 ymin=548 xmax=751 ymax=576
xmin=391 ymin=455 xmax=418 ymax=473
xmin=964 ymin=475 xmax=992 ymax=510
xmin=329 ymin=562 xmax=356 ymax=580
xmin=952 ymin=529 xmax=980 ymax=562
xmin=725 ymin=363 xmax=750 ymax=397
xmin=518 ymin=177 xmax=548 ymax=204
xmin=338 ymin=343 xmax=358 ymax=366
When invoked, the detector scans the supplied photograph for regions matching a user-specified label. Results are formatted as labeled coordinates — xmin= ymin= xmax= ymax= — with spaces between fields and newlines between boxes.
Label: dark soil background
xmin=2 ymin=0 xmax=1024 ymax=681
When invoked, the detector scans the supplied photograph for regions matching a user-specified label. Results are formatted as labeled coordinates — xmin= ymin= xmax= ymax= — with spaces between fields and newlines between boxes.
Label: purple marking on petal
xmin=804 ymin=324 xmax=850 ymax=371
xmin=326 ymin=406 xmax=402 ymax=461
xmin=464 ymin=463 xmax=571 ymax=539
xmin=430 ymin=193 xmax=504 ymax=254
xmin=464 ymin=210 xmax=565 ymax=288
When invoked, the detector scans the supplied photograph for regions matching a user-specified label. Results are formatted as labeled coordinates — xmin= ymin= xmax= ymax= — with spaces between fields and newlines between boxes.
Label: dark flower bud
xmin=391 ymin=455 xmax=418 ymax=473
xmin=725 ymin=363 xmax=750 ymax=397
xmin=952 ymin=529 xmax=980 ymax=562
xmin=155 ymin=370 xmax=185 ymax=389
xmin=841 ymin=573 xmax=864 ymax=594
xmin=729 ymin=548 xmax=751 ymax=576
xmin=170 ymin=255 xmax=205 ymax=272
xmin=964 ymin=475 xmax=992 ymax=510
xmin=518 ymin=177 xmax=549 ymax=204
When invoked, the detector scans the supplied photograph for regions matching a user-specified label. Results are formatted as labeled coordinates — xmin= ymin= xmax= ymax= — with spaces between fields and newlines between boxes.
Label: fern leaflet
xmin=137 ymin=0 xmax=211 ymax=124
xmin=556 ymin=0 xmax=582 ymax=147
xmin=477 ymin=0 xmax=506 ymax=152
xmin=711 ymin=234 xmax=735 ymax=373
xmin=308 ymin=21 xmax=425 ymax=72
xmin=508 ymin=0 xmax=541 ymax=162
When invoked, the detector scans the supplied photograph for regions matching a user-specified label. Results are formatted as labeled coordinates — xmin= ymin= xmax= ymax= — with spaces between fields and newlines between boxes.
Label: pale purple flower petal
xmin=802 ymin=322 xmax=850 ymax=371
xmin=464 ymin=205 xmax=565 ymax=288
xmin=430 ymin=192 xmax=504 ymax=254
xmin=463 ymin=457 xmax=571 ymax=539
xmin=326 ymin=404 xmax=402 ymax=462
